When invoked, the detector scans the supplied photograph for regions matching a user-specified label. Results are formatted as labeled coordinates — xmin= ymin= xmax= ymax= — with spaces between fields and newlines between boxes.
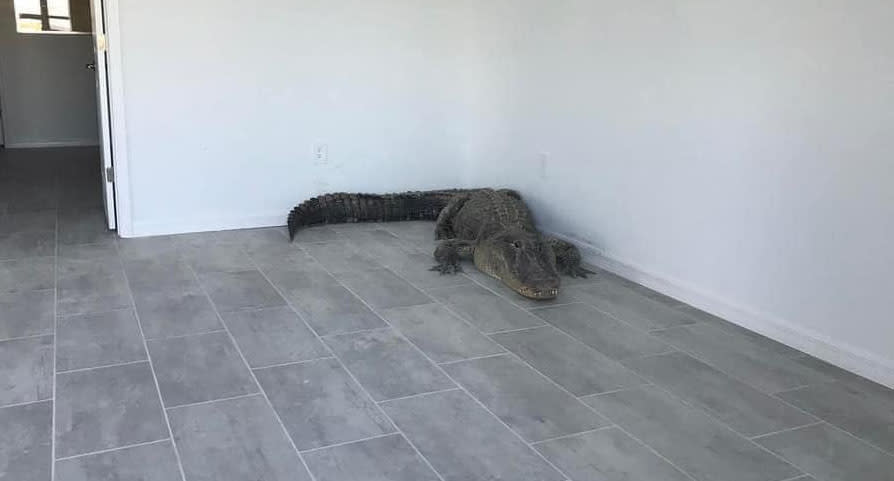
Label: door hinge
xmin=105 ymin=166 xmax=114 ymax=183
xmin=97 ymin=34 xmax=108 ymax=53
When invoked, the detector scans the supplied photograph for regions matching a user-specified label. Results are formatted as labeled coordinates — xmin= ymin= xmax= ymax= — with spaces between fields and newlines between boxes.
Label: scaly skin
xmin=287 ymin=189 xmax=592 ymax=300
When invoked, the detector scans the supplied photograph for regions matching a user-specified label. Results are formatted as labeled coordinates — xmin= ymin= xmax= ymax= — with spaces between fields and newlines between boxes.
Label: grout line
xmin=0 ymin=331 xmax=55 ymax=343
xmin=311 ymin=255 xmax=577 ymax=481
xmin=530 ymin=424 xmax=617 ymax=445
xmin=579 ymin=385 xmax=653 ymax=398
xmin=318 ymin=326 xmax=394 ymax=339
xmin=817 ymin=421 xmax=894 ymax=459
xmin=0 ymin=398 xmax=54 ymax=410
xmin=484 ymin=325 xmax=547 ymax=336
xmin=216 ymin=251 xmax=322 ymax=481
xmin=374 ymin=254 xmax=700 ymax=481
xmin=748 ymin=421 xmax=825 ymax=441
xmin=116 ymin=242 xmax=188 ymax=481
xmin=56 ymin=359 xmax=149 ymax=375
xmin=165 ymin=392 xmax=263 ymax=411
xmin=437 ymin=353 xmax=509 ymax=366
xmin=143 ymin=328 xmax=228 ymax=343
xmin=54 ymin=437 xmax=171 ymax=462
xmin=376 ymin=387 xmax=462 ymax=404
xmin=277 ymin=244 xmax=449 ymax=481
xmin=50 ymin=207 xmax=58 ymax=481
xmin=55 ymin=305 xmax=133 ymax=320
xmin=250 ymin=357 xmax=336 ymax=371
xmin=298 ymin=432 xmax=401 ymax=454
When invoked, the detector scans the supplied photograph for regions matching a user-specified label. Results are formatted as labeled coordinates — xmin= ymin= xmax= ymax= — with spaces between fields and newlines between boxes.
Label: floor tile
xmin=55 ymin=362 xmax=168 ymax=458
xmin=281 ymin=283 xmax=386 ymax=336
xmin=254 ymin=358 xmax=395 ymax=450
xmin=57 ymin=207 xmax=113 ymax=246
xmin=303 ymin=433 xmax=440 ymax=481
xmin=583 ymin=386 xmax=801 ymax=481
xmin=116 ymin=236 xmax=182 ymax=261
xmin=444 ymin=354 xmax=608 ymax=442
xmin=568 ymin=281 xmax=697 ymax=330
xmin=56 ymin=258 xmax=131 ymax=317
xmin=533 ymin=303 xmax=673 ymax=360
xmin=492 ymin=326 xmax=644 ymax=396
xmin=0 ymin=289 xmax=54 ymax=340
xmin=304 ymin=241 xmax=382 ymax=274
xmin=335 ymin=268 xmax=431 ymax=309
xmin=289 ymin=226 xmax=342 ymax=244
xmin=382 ymin=389 xmax=564 ymax=481
xmin=652 ymin=324 xmax=834 ymax=393
xmin=222 ymin=306 xmax=328 ymax=368
xmin=340 ymin=229 xmax=419 ymax=267
xmin=383 ymin=251 xmax=473 ymax=289
xmin=534 ymin=427 xmax=691 ymax=481
xmin=380 ymin=221 xmax=438 ymax=250
xmin=671 ymin=305 xmax=806 ymax=358
xmin=623 ymin=352 xmax=817 ymax=437
xmin=214 ymin=227 xmax=290 ymax=253
xmin=0 ymin=209 xmax=56 ymax=235
xmin=427 ymin=284 xmax=545 ymax=333
xmin=57 ymin=309 xmax=147 ymax=372
xmin=246 ymin=244 xmax=317 ymax=271
xmin=180 ymin=243 xmax=255 ymax=274
xmin=324 ymin=329 xmax=454 ymax=401
xmin=756 ymin=423 xmax=894 ymax=481
xmin=169 ymin=395 xmax=311 ymax=481
xmin=123 ymin=257 xmax=194 ymax=286
xmin=0 ymin=400 xmax=52 ymax=481
xmin=58 ymin=240 xmax=118 ymax=261
xmin=382 ymin=303 xmax=504 ymax=364
xmin=776 ymin=380 xmax=894 ymax=453
xmin=147 ymin=331 xmax=258 ymax=407
xmin=259 ymin=252 xmax=341 ymax=291
xmin=130 ymin=281 xmax=222 ymax=340
xmin=0 ymin=230 xmax=55 ymax=260
xmin=0 ymin=335 xmax=54 ymax=406
xmin=55 ymin=440 xmax=181 ymax=481
xmin=198 ymin=270 xmax=285 ymax=312
xmin=0 ymin=257 xmax=54 ymax=295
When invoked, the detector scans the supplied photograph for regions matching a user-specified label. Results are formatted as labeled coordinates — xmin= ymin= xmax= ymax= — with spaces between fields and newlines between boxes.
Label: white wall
xmin=115 ymin=0 xmax=484 ymax=235
xmin=463 ymin=0 xmax=894 ymax=386
xmin=0 ymin=0 xmax=99 ymax=147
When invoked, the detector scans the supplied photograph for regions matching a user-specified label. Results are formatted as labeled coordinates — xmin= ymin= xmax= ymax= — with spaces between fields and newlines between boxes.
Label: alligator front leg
xmin=430 ymin=239 xmax=475 ymax=274
xmin=546 ymin=237 xmax=595 ymax=278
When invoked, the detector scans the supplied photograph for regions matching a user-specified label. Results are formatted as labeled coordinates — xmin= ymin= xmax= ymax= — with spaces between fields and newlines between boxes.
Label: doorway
xmin=0 ymin=0 xmax=117 ymax=229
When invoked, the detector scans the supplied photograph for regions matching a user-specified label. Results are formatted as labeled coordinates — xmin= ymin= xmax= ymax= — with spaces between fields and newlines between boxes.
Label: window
xmin=13 ymin=0 xmax=92 ymax=34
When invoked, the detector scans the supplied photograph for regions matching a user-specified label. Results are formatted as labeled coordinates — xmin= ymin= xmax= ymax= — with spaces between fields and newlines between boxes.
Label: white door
xmin=89 ymin=0 xmax=116 ymax=229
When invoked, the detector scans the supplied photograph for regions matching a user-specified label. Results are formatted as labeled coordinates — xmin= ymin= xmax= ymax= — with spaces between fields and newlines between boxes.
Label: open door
xmin=89 ymin=0 xmax=116 ymax=229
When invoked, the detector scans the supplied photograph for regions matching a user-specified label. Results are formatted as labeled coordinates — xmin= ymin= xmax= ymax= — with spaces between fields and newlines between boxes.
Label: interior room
xmin=1 ymin=1 xmax=892 ymax=480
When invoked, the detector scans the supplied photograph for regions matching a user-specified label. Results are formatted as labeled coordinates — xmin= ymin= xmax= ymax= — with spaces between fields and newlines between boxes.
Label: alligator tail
xmin=287 ymin=190 xmax=467 ymax=241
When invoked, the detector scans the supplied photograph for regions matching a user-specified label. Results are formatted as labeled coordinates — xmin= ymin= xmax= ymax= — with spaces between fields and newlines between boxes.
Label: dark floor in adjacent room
xmin=2 ymin=147 xmax=894 ymax=481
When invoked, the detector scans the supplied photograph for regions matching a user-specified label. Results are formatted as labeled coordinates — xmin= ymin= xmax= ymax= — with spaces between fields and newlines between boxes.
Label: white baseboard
xmin=128 ymin=213 xmax=285 ymax=238
xmin=548 ymin=231 xmax=894 ymax=390
xmin=4 ymin=140 xmax=100 ymax=148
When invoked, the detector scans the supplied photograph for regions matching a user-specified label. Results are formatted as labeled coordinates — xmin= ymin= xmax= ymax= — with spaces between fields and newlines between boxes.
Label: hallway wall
xmin=0 ymin=0 xmax=99 ymax=147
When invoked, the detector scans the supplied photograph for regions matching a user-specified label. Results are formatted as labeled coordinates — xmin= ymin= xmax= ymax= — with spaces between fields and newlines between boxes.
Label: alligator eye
xmin=512 ymin=241 xmax=522 ymax=249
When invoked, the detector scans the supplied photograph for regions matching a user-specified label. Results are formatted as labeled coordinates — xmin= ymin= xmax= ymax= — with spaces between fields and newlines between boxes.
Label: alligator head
xmin=474 ymin=229 xmax=561 ymax=300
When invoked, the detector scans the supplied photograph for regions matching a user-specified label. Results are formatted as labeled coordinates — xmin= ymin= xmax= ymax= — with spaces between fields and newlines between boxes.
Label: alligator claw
xmin=430 ymin=263 xmax=463 ymax=275
xmin=562 ymin=265 xmax=595 ymax=278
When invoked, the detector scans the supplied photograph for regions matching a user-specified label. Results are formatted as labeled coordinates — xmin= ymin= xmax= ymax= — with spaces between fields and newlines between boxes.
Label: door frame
xmin=92 ymin=0 xmax=133 ymax=236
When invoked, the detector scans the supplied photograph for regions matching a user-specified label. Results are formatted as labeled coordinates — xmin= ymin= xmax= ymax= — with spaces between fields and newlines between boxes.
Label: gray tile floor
xmin=3 ymin=148 xmax=894 ymax=481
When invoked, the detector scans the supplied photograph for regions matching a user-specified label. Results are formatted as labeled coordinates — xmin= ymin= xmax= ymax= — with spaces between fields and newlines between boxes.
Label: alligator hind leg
xmin=546 ymin=237 xmax=595 ymax=278
xmin=435 ymin=194 xmax=470 ymax=240
xmin=431 ymin=239 xmax=475 ymax=274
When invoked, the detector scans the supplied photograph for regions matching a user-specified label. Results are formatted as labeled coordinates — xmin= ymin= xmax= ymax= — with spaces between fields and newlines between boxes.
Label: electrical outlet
xmin=313 ymin=143 xmax=329 ymax=164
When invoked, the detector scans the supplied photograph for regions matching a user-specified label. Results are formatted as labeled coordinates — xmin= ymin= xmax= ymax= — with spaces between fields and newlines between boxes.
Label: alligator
xmin=287 ymin=189 xmax=592 ymax=299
